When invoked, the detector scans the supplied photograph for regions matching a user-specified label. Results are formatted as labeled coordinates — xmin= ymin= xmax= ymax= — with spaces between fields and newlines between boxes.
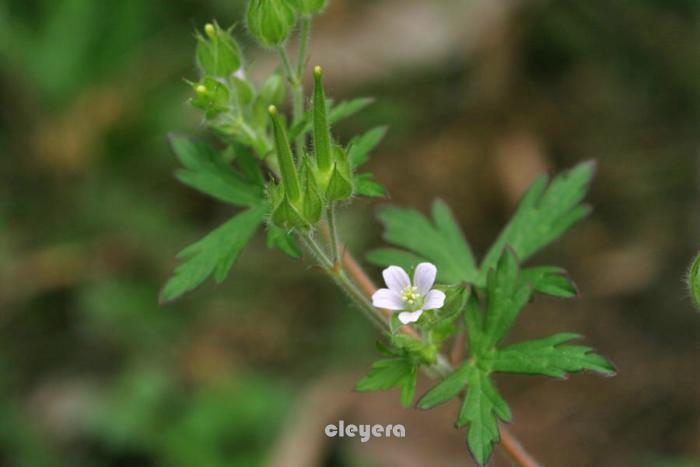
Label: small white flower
xmin=371 ymin=262 xmax=446 ymax=324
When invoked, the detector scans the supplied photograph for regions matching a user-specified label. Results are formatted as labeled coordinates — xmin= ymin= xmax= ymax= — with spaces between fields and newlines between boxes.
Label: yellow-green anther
xmin=688 ymin=253 xmax=700 ymax=309
xmin=313 ymin=66 xmax=332 ymax=173
xmin=269 ymin=105 xmax=301 ymax=202
xmin=195 ymin=84 xmax=207 ymax=95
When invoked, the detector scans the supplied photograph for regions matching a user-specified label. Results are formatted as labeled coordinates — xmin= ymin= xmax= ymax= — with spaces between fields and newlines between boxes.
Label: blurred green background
xmin=1 ymin=0 xmax=699 ymax=466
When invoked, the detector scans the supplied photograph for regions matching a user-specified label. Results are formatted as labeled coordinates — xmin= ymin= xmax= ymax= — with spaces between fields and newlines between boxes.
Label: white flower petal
xmin=423 ymin=289 xmax=446 ymax=310
xmin=398 ymin=310 xmax=424 ymax=324
xmin=372 ymin=288 xmax=404 ymax=310
xmin=382 ymin=266 xmax=411 ymax=293
xmin=413 ymin=262 xmax=437 ymax=295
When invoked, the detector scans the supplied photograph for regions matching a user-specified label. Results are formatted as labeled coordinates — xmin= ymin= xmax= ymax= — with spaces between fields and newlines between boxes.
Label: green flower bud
xmin=190 ymin=76 xmax=230 ymax=116
xmin=261 ymin=74 xmax=286 ymax=106
xmin=246 ymin=0 xmax=297 ymax=48
xmin=196 ymin=21 xmax=242 ymax=77
xmin=312 ymin=66 xmax=332 ymax=174
xmin=688 ymin=253 xmax=700 ymax=309
xmin=293 ymin=0 xmax=328 ymax=16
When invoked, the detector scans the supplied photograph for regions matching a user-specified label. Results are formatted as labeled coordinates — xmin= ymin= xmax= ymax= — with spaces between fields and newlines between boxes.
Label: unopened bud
xmin=196 ymin=21 xmax=242 ymax=77
xmin=246 ymin=0 xmax=297 ymax=48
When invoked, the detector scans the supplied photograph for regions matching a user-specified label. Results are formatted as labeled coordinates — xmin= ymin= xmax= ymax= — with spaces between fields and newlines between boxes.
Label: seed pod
xmin=312 ymin=66 xmax=332 ymax=174
xmin=269 ymin=105 xmax=301 ymax=202
xmin=299 ymin=157 xmax=323 ymax=224
xmin=246 ymin=0 xmax=297 ymax=48
xmin=196 ymin=22 xmax=242 ymax=77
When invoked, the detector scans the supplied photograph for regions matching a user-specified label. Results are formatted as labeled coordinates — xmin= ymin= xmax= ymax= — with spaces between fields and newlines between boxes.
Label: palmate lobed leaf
xmin=169 ymin=134 xmax=265 ymax=207
xmin=417 ymin=363 xmax=511 ymax=465
xmin=368 ymin=200 xmax=478 ymax=284
xmin=477 ymin=161 xmax=595 ymax=283
xmin=159 ymin=203 xmax=268 ymax=303
xmin=492 ymin=333 xmax=616 ymax=378
xmin=356 ymin=357 xmax=417 ymax=408
xmin=458 ymin=366 xmax=511 ymax=465
xmin=368 ymin=161 xmax=595 ymax=294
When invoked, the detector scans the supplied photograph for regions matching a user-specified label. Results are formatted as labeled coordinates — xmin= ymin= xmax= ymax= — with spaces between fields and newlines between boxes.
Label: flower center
xmin=400 ymin=285 xmax=424 ymax=311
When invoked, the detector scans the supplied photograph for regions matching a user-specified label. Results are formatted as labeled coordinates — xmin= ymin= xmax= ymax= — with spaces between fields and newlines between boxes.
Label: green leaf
xmin=479 ymin=161 xmax=595 ymax=283
xmin=521 ymin=266 xmax=577 ymax=298
xmin=265 ymin=224 xmax=301 ymax=258
xmin=356 ymin=357 xmax=417 ymax=408
xmin=348 ymin=126 xmax=387 ymax=167
xmin=458 ymin=366 xmax=511 ymax=465
xmin=160 ymin=204 xmax=267 ymax=303
xmin=169 ymin=134 xmax=264 ymax=207
xmin=399 ymin=367 xmax=417 ymax=408
xmin=354 ymin=172 xmax=386 ymax=197
xmin=481 ymin=248 xmax=532 ymax=350
xmin=329 ymin=97 xmax=374 ymax=124
xmin=464 ymin=293 xmax=484 ymax=355
xmin=416 ymin=363 xmax=470 ymax=409
xmin=368 ymin=200 xmax=477 ymax=284
xmin=492 ymin=333 xmax=616 ymax=378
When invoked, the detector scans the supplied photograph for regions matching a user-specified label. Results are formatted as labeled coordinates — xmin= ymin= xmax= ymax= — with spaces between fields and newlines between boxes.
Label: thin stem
xmin=297 ymin=18 xmax=311 ymax=79
xmin=277 ymin=46 xmax=296 ymax=85
xmin=297 ymin=232 xmax=386 ymax=331
xmin=277 ymin=46 xmax=305 ymax=156
xmin=326 ymin=204 xmax=340 ymax=266
xmin=499 ymin=426 xmax=542 ymax=467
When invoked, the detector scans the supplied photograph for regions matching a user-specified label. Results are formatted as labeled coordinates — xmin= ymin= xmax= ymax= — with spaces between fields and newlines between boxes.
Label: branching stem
xmin=326 ymin=204 xmax=340 ymax=266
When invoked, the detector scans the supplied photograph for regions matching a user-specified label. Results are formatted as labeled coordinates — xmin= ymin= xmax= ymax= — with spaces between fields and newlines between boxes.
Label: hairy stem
xmin=297 ymin=232 xmax=387 ymax=331
xmin=326 ymin=204 xmax=340 ymax=266
xmin=277 ymin=46 xmax=305 ymax=156
xmin=297 ymin=18 xmax=311 ymax=79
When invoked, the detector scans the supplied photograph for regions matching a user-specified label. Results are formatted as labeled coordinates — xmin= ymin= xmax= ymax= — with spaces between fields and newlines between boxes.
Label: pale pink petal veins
xmin=382 ymin=266 xmax=411 ymax=293
xmin=398 ymin=310 xmax=424 ymax=324
xmin=422 ymin=289 xmax=446 ymax=310
xmin=371 ymin=288 xmax=404 ymax=310
xmin=413 ymin=262 xmax=437 ymax=295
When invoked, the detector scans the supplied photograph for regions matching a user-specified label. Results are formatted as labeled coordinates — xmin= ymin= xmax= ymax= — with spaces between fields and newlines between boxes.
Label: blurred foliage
xmin=0 ymin=0 xmax=698 ymax=465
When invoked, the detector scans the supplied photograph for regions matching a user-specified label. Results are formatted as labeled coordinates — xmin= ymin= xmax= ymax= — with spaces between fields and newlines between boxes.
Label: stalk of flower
xmin=371 ymin=263 xmax=446 ymax=324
